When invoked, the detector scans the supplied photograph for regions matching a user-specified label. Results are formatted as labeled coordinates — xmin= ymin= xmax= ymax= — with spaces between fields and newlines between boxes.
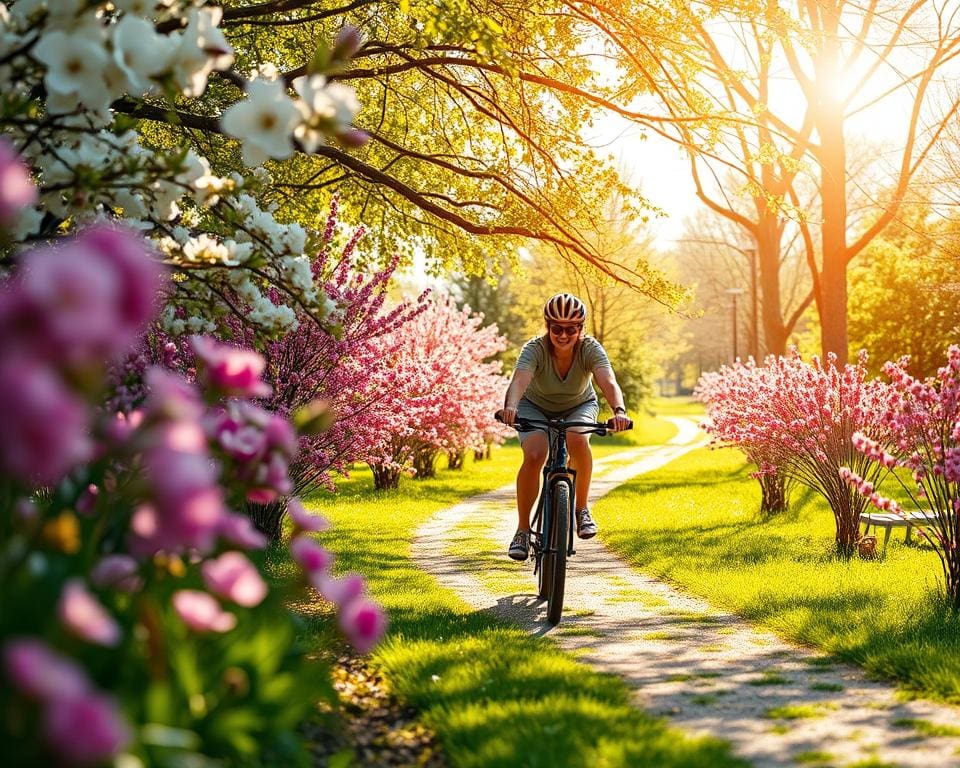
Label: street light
xmin=725 ymin=287 xmax=745 ymax=362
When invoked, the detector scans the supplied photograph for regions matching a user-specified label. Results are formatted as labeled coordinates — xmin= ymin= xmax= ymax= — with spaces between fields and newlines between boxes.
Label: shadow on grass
xmin=374 ymin=606 xmax=749 ymax=768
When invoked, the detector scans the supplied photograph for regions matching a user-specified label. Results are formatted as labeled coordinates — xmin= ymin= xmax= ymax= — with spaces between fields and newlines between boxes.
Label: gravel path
xmin=412 ymin=417 xmax=960 ymax=768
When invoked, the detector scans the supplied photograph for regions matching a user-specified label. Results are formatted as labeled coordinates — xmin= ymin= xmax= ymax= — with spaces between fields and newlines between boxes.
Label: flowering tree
xmin=0 ymin=2 xmax=366 ymax=338
xmin=366 ymin=296 xmax=511 ymax=489
xmin=842 ymin=347 xmax=960 ymax=608
xmin=239 ymin=200 xmax=429 ymax=536
xmin=696 ymin=359 xmax=795 ymax=515
xmin=698 ymin=350 xmax=893 ymax=555
xmin=0 ymin=158 xmax=385 ymax=765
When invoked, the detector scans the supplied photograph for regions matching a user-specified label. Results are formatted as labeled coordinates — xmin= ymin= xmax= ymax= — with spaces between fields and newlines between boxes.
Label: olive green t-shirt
xmin=515 ymin=336 xmax=612 ymax=412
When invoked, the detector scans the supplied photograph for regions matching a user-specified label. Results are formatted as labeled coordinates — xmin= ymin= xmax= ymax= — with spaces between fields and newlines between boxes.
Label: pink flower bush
xmin=842 ymin=346 xmax=960 ymax=607
xmin=697 ymin=350 xmax=893 ymax=554
xmin=0 ymin=190 xmax=388 ymax=764
xmin=191 ymin=335 xmax=272 ymax=398
xmin=365 ymin=294 xmax=512 ymax=488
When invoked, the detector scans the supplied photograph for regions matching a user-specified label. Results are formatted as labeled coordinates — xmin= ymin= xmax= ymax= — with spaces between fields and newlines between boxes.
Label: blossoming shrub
xmin=698 ymin=351 xmax=893 ymax=555
xmin=239 ymin=200 xmax=429 ymax=536
xmin=366 ymin=296 xmax=512 ymax=489
xmin=696 ymin=359 xmax=794 ymax=514
xmin=0 ymin=205 xmax=385 ymax=765
xmin=841 ymin=347 xmax=960 ymax=608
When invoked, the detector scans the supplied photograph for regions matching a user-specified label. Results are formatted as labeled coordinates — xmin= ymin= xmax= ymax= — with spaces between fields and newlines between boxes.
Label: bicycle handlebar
xmin=494 ymin=411 xmax=632 ymax=434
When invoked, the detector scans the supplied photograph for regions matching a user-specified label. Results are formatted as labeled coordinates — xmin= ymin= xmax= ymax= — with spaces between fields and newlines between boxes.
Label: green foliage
xmin=847 ymin=215 xmax=960 ymax=377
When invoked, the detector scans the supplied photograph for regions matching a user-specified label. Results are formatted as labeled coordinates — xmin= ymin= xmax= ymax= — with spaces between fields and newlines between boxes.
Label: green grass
xmin=793 ymin=750 xmax=835 ymax=764
xmin=892 ymin=718 xmax=960 ymax=737
xmin=809 ymin=682 xmax=845 ymax=692
xmin=649 ymin=396 xmax=706 ymax=418
xmin=748 ymin=671 xmax=791 ymax=686
xmin=766 ymin=703 xmax=835 ymax=720
xmin=281 ymin=443 xmax=747 ymax=768
xmin=593 ymin=445 xmax=960 ymax=703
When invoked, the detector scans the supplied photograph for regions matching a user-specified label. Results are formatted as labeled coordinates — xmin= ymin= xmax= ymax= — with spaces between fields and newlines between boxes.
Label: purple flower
xmin=190 ymin=335 xmax=272 ymax=398
xmin=218 ymin=513 xmax=268 ymax=550
xmin=0 ymin=355 xmax=92 ymax=487
xmin=314 ymin=572 xmax=364 ymax=608
xmin=202 ymin=551 xmax=268 ymax=607
xmin=3 ymin=638 xmax=89 ymax=700
xmin=172 ymin=590 xmax=237 ymax=633
xmin=338 ymin=597 xmax=387 ymax=654
xmin=290 ymin=535 xmax=334 ymax=575
xmin=288 ymin=498 xmax=330 ymax=534
xmin=90 ymin=555 xmax=143 ymax=593
xmin=58 ymin=579 xmax=121 ymax=647
xmin=44 ymin=690 xmax=131 ymax=766
xmin=0 ymin=137 xmax=37 ymax=224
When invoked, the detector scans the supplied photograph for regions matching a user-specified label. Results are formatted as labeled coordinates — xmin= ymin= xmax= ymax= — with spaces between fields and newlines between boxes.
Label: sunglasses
xmin=549 ymin=323 xmax=583 ymax=337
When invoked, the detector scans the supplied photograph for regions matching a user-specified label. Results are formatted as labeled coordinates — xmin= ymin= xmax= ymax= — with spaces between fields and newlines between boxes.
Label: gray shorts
xmin=515 ymin=397 xmax=600 ymax=445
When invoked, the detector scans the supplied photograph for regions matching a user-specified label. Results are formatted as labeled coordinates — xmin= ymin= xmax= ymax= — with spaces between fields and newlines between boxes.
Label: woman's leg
xmin=517 ymin=432 xmax=548 ymax=530
xmin=566 ymin=431 xmax=592 ymax=511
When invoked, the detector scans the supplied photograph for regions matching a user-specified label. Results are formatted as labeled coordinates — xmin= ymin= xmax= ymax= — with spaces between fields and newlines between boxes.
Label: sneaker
xmin=508 ymin=529 xmax=530 ymax=560
xmin=576 ymin=508 xmax=598 ymax=539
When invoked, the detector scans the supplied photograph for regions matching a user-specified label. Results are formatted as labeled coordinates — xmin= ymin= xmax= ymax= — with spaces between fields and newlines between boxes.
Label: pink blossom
xmin=172 ymin=590 xmax=237 ymax=633
xmin=3 ymin=638 xmax=89 ymax=700
xmin=290 ymin=535 xmax=333 ymax=575
xmin=218 ymin=513 xmax=269 ymax=549
xmin=202 ymin=551 xmax=268 ymax=607
xmin=288 ymin=497 xmax=330 ymax=533
xmin=44 ymin=690 xmax=131 ymax=766
xmin=190 ymin=335 xmax=272 ymax=398
xmin=143 ymin=367 xmax=204 ymax=422
xmin=57 ymin=579 xmax=121 ymax=647
xmin=338 ymin=597 xmax=387 ymax=653
xmin=314 ymin=572 xmax=365 ymax=607
xmin=90 ymin=555 xmax=143 ymax=593
xmin=0 ymin=355 xmax=92 ymax=487
xmin=0 ymin=137 xmax=37 ymax=224
xmin=79 ymin=224 xmax=164 ymax=338
xmin=134 ymin=448 xmax=227 ymax=555
xmin=16 ymin=226 xmax=161 ymax=364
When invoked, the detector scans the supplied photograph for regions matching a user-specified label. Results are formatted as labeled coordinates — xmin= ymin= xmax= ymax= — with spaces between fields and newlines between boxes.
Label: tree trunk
xmin=758 ymin=472 xmax=791 ymax=515
xmin=412 ymin=449 xmax=437 ymax=479
xmin=370 ymin=463 xmax=400 ymax=490
xmin=246 ymin=499 xmax=286 ymax=542
xmin=447 ymin=449 xmax=465 ymax=470
xmin=814 ymin=9 xmax=849 ymax=365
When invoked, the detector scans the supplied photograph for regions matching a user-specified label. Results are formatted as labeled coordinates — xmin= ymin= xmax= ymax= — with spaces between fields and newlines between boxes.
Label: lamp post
xmin=744 ymin=247 xmax=759 ymax=360
xmin=725 ymin=287 xmax=745 ymax=362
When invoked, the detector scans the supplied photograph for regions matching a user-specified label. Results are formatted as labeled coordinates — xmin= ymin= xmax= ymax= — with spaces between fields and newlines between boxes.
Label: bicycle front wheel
xmin=545 ymin=478 xmax=570 ymax=625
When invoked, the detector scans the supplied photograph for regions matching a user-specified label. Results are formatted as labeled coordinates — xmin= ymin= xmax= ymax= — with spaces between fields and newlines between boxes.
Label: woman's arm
xmin=593 ymin=367 xmax=630 ymax=431
xmin=501 ymin=369 xmax=534 ymax=425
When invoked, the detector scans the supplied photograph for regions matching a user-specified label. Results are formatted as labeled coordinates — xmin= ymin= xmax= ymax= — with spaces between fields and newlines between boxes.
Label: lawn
xmin=593 ymin=444 xmax=960 ymax=703
xmin=281 ymin=438 xmax=745 ymax=768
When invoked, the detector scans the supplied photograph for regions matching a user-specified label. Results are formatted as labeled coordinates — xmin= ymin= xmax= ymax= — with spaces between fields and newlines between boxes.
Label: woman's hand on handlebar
xmin=608 ymin=412 xmax=632 ymax=432
xmin=497 ymin=407 xmax=518 ymax=426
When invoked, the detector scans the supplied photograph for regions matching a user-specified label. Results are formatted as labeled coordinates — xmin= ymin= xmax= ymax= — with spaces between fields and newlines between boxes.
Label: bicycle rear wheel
xmin=545 ymin=479 xmax=570 ymax=625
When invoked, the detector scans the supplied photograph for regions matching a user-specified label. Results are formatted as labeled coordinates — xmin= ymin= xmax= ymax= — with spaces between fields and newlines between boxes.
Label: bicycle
xmin=496 ymin=412 xmax=632 ymax=625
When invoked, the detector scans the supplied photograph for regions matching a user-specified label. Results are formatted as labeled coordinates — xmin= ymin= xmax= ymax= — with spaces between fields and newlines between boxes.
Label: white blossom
xmin=172 ymin=7 xmax=233 ymax=97
xmin=221 ymin=78 xmax=300 ymax=167
xmin=33 ymin=29 xmax=110 ymax=113
xmin=112 ymin=15 xmax=175 ymax=94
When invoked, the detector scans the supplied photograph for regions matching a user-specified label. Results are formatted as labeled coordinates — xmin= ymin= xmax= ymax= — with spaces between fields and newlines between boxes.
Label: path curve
xmin=412 ymin=417 xmax=960 ymax=768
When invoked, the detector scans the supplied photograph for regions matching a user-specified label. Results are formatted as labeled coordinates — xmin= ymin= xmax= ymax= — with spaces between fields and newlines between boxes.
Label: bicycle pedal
xmin=569 ymin=547 xmax=576 ymax=555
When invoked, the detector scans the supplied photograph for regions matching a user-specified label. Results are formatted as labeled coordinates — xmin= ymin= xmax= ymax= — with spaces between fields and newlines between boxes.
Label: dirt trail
xmin=412 ymin=417 xmax=960 ymax=768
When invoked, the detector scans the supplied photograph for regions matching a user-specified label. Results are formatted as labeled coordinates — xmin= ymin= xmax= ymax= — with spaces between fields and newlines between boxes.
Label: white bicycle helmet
xmin=543 ymin=293 xmax=586 ymax=323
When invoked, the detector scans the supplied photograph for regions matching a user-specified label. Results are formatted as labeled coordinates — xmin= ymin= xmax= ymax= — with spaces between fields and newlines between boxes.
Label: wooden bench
xmin=859 ymin=511 xmax=938 ymax=552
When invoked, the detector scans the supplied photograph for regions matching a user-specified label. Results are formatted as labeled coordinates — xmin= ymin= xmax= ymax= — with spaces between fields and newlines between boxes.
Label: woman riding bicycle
xmin=501 ymin=293 xmax=631 ymax=561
